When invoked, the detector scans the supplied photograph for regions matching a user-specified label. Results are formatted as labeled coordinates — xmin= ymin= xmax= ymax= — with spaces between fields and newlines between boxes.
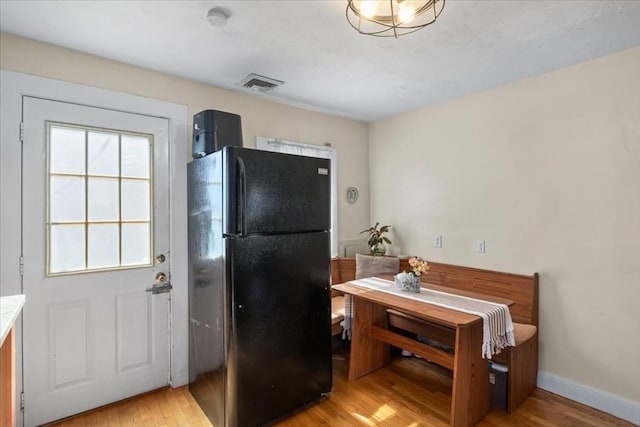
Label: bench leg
xmin=507 ymin=332 xmax=538 ymax=412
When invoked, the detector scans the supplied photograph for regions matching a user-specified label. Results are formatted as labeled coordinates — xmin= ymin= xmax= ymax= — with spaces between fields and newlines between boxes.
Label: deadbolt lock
xmin=155 ymin=254 xmax=166 ymax=264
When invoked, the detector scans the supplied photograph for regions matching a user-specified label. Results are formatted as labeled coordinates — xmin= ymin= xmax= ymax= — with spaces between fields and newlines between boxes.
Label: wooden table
xmin=333 ymin=277 xmax=513 ymax=427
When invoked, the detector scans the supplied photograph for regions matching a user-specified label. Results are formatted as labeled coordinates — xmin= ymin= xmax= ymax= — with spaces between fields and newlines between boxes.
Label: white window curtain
xmin=256 ymin=136 xmax=338 ymax=258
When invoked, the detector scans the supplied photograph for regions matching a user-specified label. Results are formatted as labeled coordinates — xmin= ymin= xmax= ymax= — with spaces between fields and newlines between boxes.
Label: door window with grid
xmin=47 ymin=122 xmax=153 ymax=275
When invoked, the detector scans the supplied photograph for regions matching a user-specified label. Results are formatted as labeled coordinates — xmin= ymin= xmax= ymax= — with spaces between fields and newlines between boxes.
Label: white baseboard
xmin=537 ymin=371 xmax=640 ymax=425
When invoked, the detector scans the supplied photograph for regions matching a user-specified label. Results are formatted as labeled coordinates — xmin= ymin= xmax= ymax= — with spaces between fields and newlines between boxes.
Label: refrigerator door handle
xmin=237 ymin=156 xmax=247 ymax=236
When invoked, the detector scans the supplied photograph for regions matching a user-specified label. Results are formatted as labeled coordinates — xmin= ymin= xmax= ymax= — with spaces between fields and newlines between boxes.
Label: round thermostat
xmin=346 ymin=187 xmax=359 ymax=204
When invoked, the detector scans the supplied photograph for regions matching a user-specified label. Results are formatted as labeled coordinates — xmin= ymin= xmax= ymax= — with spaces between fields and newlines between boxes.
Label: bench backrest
xmin=330 ymin=257 xmax=539 ymax=326
xmin=330 ymin=257 xmax=411 ymax=284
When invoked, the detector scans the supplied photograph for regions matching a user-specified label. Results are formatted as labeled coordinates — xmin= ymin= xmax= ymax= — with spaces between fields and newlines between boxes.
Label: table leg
xmin=451 ymin=322 xmax=490 ymax=427
xmin=347 ymin=298 xmax=390 ymax=381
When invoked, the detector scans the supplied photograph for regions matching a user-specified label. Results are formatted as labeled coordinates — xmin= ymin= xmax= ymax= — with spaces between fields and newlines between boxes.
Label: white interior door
xmin=22 ymin=96 xmax=171 ymax=426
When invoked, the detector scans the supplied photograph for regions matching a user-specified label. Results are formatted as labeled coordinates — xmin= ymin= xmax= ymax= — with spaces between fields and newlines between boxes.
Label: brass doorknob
xmin=156 ymin=272 xmax=167 ymax=283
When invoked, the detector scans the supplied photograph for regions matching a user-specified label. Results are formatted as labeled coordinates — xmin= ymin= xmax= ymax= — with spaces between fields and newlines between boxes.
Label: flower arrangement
xmin=360 ymin=222 xmax=391 ymax=256
xmin=395 ymin=257 xmax=429 ymax=293
xmin=407 ymin=257 xmax=429 ymax=277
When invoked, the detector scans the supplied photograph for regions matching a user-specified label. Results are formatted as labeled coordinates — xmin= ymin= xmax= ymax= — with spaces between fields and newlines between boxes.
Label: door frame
xmin=0 ymin=70 xmax=189 ymax=425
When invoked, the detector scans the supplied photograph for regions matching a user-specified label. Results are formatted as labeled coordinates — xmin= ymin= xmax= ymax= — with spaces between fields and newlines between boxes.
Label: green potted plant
xmin=360 ymin=222 xmax=391 ymax=256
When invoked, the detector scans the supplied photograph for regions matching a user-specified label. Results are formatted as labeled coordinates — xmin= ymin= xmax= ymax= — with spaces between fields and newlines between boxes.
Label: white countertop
xmin=0 ymin=294 xmax=25 ymax=346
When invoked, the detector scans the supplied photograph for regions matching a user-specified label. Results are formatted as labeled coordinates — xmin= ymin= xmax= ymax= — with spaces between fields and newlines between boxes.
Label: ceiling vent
xmin=238 ymin=73 xmax=284 ymax=93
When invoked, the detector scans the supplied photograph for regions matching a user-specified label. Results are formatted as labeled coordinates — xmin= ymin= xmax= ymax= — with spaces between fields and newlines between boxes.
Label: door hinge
xmin=19 ymin=122 xmax=24 ymax=143
xmin=19 ymin=256 xmax=24 ymax=276
xmin=20 ymin=392 xmax=25 ymax=411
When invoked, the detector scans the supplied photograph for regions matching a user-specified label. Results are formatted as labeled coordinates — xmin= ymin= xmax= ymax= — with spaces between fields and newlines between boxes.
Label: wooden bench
xmin=330 ymin=295 xmax=346 ymax=337
xmin=330 ymin=257 xmax=539 ymax=413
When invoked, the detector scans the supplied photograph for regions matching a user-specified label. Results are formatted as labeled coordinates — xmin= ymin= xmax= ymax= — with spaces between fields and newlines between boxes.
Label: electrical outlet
xmin=433 ymin=234 xmax=442 ymax=248
xmin=477 ymin=240 xmax=486 ymax=253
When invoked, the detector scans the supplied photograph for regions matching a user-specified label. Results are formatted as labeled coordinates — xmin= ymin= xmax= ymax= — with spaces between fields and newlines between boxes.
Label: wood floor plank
xmin=48 ymin=355 xmax=634 ymax=427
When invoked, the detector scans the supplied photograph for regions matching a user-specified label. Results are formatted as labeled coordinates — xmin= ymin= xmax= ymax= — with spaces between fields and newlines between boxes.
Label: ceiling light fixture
xmin=346 ymin=0 xmax=445 ymax=38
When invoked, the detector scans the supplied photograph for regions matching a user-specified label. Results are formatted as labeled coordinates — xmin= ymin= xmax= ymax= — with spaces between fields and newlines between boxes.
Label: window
xmin=46 ymin=122 xmax=153 ymax=275
xmin=256 ymin=137 xmax=338 ymax=257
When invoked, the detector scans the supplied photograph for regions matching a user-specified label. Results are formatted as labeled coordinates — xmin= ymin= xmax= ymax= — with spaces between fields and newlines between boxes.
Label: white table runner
xmin=345 ymin=277 xmax=515 ymax=358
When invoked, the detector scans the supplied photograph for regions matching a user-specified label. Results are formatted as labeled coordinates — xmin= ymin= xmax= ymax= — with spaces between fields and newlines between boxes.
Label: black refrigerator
xmin=187 ymin=146 xmax=332 ymax=427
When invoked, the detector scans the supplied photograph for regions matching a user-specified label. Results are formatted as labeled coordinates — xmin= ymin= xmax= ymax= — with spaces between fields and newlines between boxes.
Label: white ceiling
xmin=2 ymin=0 xmax=640 ymax=122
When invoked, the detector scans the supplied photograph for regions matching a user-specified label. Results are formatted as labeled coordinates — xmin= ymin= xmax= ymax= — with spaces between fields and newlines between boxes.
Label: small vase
xmin=395 ymin=272 xmax=421 ymax=293
xmin=370 ymin=242 xmax=386 ymax=256
xmin=409 ymin=275 xmax=421 ymax=293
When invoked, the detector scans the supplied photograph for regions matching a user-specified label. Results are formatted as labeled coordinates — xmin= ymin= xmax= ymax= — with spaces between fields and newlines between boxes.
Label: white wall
xmin=369 ymin=47 xmax=640 ymax=415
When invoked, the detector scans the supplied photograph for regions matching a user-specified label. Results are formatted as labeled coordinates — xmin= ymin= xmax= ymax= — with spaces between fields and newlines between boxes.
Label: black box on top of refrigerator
xmin=192 ymin=109 xmax=243 ymax=158
xmin=187 ymin=146 xmax=332 ymax=427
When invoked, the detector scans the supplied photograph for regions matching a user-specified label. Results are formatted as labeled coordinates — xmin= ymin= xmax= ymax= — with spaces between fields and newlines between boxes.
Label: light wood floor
xmin=50 ymin=354 xmax=633 ymax=427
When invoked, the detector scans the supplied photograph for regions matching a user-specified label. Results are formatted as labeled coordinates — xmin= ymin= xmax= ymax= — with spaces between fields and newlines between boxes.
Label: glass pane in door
xmin=88 ymin=131 xmax=119 ymax=176
xmin=88 ymin=177 xmax=119 ymax=221
xmin=50 ymin=126 xmax=85 ymax=174
xmin=88 ymin=224 xmax=119 ymax=269
xmin=50 ymin=224 xmax=86 ymax=273
xmin=121 ymin=135 xmax=150 ymax=178
xmin=50 ymin=176 xmax=85 ymax=223
xmin=121 ymin=223 xmax=150 ymax=266
xmin=121 ymin=180 xmax=150 ymax=221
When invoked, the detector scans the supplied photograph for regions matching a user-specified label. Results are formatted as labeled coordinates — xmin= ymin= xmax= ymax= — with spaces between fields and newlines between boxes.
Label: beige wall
xmin=369 ymin=47 xmax=640 ymax=402
xmin=0 ymin=32 xmax=370 ymax=246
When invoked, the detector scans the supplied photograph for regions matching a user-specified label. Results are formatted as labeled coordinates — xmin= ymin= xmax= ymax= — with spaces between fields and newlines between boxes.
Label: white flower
xmin=407 ymin=257 xmax=429 ymax=278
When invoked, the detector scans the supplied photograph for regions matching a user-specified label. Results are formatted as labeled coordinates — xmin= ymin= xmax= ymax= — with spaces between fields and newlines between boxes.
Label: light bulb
xmin=398 ymin=4 xmax=415 ymax=23
xmin=359 ymin=1 xmax=378 ymax=18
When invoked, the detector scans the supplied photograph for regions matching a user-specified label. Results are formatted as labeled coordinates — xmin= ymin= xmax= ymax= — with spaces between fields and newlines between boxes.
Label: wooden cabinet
xmin=1 ymin=295 xmax=25 ymax=427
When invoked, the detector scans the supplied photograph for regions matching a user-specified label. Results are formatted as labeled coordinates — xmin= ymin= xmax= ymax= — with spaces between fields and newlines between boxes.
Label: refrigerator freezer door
xmin=223 ymin=147 xmax=330 ymax=236
xmin=227 ymin=231 xmax=332 ymax=427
